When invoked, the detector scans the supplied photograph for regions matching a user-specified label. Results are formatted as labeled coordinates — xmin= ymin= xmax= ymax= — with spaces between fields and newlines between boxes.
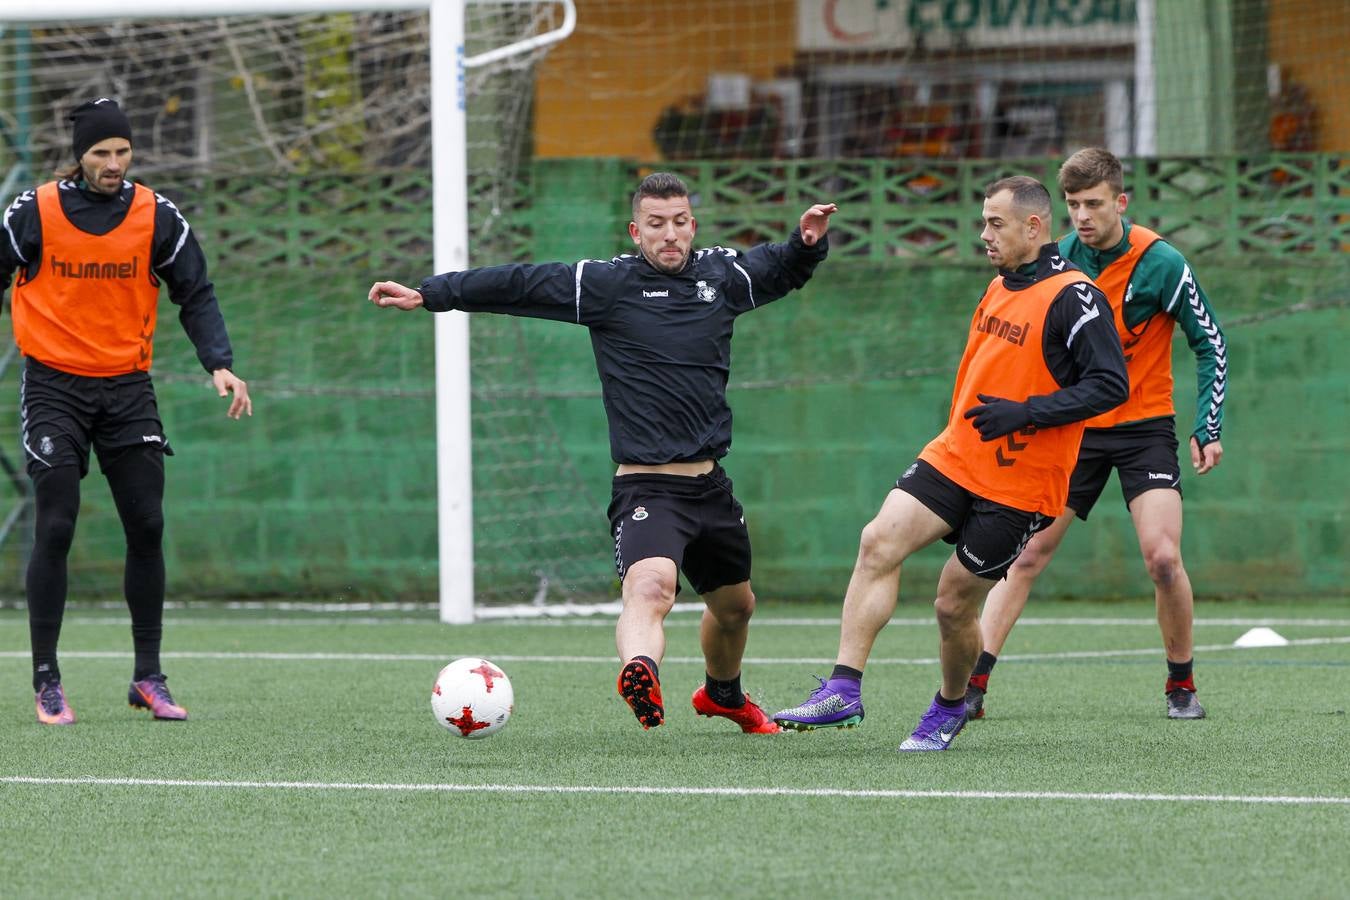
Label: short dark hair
xmin=631 ymin=172 xmax=690 ymax=221
xmin=984 ymin=175 xmax=1052 ymax=223
xmin=1058 ymin=147 xmax=1124 ymax=196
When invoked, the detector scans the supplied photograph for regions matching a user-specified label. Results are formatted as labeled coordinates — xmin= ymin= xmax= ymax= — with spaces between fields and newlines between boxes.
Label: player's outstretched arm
xmin=369 ymin=280 xmax=424 ymax=310
xmin=799 ymin=203 xmax=838 ymax=246
xmin=212 ymin=368 xmax=252 ymax=419
xmin=733 ymin=206 xmax=835 ymax=310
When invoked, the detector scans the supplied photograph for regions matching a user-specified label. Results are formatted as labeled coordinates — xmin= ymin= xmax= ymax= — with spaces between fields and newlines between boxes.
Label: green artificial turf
xmin=1 ymin=599 xmax=1346 ymax=898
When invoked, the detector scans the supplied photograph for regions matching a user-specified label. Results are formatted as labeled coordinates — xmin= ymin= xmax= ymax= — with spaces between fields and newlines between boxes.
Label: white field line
xmin=487 ymin=616 xmax=1350 ymax=628
xmin=0 ymin=635 xmax=1346 ymax=666
xmin=2 ymin=595 xmax=1346 ymax=627
xmin=1 ymin=775 xmax=1346 ymax=807
xmin=4 ymin=616 xmax=1350 ymax=629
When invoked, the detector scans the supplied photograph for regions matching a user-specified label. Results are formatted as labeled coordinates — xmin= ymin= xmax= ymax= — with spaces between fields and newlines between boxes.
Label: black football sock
xmin=969 ymin=651 xmax=997 ymax=691
xmin=935 ymin=691 xmax=965 ymax=709
xmin=1166 ymin=658 xmax=1195 ymax=691
xmin=705 ymin=673 xmax=745 ymax=708
xmin=830 ymin=664 xmax=863 ymax=683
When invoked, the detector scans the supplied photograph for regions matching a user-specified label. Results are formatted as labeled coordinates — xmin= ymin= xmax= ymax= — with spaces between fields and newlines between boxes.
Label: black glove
xmin=963 ymin=393 xmax=1033 ymax=442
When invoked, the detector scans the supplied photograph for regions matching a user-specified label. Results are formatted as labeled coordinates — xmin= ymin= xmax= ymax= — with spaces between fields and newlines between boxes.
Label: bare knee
xmin=933 ymin=570 xmax=985 ymax=635
xmin=857 ymin=518 xmax=903 ymax=576
xmin=623 ymin=567 xmax=677 ymax=615
xmin=1142 ymin=542 xmax=1184 ymax=588
xmin=933 ymin=593 xmax=978 ymax=634
xmin=707 ymin=586 xmax=755 ymax=630
xmin=1007 ymin=538 xmax=1055 ymax=580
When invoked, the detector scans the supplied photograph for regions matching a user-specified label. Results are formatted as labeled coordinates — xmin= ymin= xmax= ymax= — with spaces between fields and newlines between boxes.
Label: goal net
xmin=1 ymin=1 xmax=1346 ymax=611
xmin=0 ymin=5 xmax=611 ymax=610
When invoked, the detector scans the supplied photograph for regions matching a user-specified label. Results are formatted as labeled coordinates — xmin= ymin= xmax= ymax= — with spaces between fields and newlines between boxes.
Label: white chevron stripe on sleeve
xmin=3 ymin=190 xmax=34 ymax=261
xmin=1066 ymin=296 xmax=1102 ymax=348
xmin=1183 ymin=268 xmax=1227 ymax=439
xmin=1165 ymin=265 xmax=1192 ymax=314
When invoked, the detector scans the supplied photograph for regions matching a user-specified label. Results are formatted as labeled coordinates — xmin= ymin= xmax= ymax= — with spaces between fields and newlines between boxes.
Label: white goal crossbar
xmin=0 ymin=0 xmax=578 ymax=623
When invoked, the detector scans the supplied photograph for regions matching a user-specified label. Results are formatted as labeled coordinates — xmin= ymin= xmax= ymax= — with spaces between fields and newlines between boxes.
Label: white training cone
xmin=1233 ymin=627 xmax=1290 ymax=648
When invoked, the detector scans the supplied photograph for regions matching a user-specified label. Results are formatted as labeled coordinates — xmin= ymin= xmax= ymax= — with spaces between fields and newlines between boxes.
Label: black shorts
xmin=895 ymin=459 xmax=1049 ymax=581
xmin=1067 ymin=418 xmax=1181 ymax=520
xmin=20 ymin=358 xmax=173 ymax=478
xmin=607 ymin=463 xmax=751 ymax=596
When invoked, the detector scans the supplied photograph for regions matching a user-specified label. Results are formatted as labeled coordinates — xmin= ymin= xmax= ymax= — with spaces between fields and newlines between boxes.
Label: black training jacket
xmin=419 ymin=229 xmax=828 ymax=465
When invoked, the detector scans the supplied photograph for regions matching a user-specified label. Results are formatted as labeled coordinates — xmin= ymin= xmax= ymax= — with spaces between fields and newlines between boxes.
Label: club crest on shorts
xmin=631 ymin=506 xmax=649 ymax=521
xmin=39 ymin=435 xmax=54 ymax=456
xmin=901 ymin=462 xmax=918 ymax=479
xmin=696 ymin=280 xmax=717 ymax=303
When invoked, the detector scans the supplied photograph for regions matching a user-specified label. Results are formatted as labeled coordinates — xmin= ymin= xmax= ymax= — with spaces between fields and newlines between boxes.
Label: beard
xmin=643 ymin=244 xmax=689 ymax=274
xmin=83 ymin=167 xmax=123 ymax=195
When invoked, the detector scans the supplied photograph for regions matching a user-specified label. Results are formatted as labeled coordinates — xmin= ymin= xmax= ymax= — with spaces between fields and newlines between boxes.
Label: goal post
xmin=0 ymin=0 xmax=576 ymax=623
xmin=429 ymin=3 xmax=476 ymax=625
xmin=429 ymin=1 xmax=575 ymax=623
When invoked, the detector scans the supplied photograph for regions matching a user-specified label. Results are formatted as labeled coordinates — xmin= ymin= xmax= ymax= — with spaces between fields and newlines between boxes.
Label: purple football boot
xmin=898 ymin=694 xmax=968 ymax=752
xmin=773 ymin=676 xmax=864 ymax=731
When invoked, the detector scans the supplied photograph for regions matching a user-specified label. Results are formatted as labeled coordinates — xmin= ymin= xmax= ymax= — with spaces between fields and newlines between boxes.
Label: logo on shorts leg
xmin=631 ymin=507 xmax=649 ymax=521
xmin=39 ymin=436 xmax=54 ymax=456
xmin=901 ymin=463 xmax=918 ymax=479
xmin=961 ymin=545 xmax=986 ymax=566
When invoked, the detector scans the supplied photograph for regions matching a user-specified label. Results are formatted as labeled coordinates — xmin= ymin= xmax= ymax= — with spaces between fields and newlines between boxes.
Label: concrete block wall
xmin=2 ymin=159 xmax=1344 ymax=603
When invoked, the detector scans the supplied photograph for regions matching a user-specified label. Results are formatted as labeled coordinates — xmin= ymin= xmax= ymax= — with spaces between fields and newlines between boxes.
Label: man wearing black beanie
xmin=0 ymin=97 xmax=254 ymax=725
xmin=69 ymin=97 xmax=134 ymax=179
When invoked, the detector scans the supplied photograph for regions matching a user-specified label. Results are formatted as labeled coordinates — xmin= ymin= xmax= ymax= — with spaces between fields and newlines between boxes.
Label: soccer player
xmin=773 ymin=176 xmax=1128 ymax=751
xmin=0 ymin=98 xmax=252 ymax=725
xmin=370 ymin=172 xmax=836 ymax=733
xmin=965 ymin=148 xmax=1228 ymax=721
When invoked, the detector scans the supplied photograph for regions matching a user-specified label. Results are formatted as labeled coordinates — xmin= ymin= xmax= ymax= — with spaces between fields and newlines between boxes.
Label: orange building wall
xmin=535 ymin=2 xmax=1350 ymax=157
xmin=1268 ymin=1 xmax=1350 ymax=151
xmin=534 ymin=0 xmax=798 ymax=159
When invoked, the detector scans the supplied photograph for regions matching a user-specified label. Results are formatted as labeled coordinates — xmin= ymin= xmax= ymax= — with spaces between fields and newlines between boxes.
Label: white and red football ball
xmin=431 ymin=657 xmax=514 ymax=739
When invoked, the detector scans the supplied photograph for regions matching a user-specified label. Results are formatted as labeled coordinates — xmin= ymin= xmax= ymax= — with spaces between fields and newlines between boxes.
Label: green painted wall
xmin=523 ymin=159 xmax=1350 ymax=602
xmin=1 ymin=158 xmax=1345 ymax=604
xmin=507 ymin=255 xmax=1349 ymax=602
